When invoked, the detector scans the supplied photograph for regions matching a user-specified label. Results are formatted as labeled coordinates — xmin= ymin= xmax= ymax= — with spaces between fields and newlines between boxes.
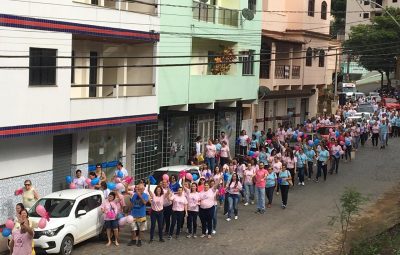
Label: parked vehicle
xmin=317 ymin=125 xmax=340 ymax=140
xmin=29 ymin=189 xmax=104 ymax=255
xmin=147 ymin=165 xmax=201 ymax=193
xmin=381 ymin=97 xmax=400 ymax=111
xmin=353 ymin=92 xmax=365 ymax=101
xmin=356 ymin=103 xmax=375 ymax=114
xmin=342 ymin=83 xmax=357 ymax=99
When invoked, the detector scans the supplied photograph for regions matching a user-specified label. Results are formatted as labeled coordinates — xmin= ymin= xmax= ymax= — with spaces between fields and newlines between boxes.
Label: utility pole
xmin=346 ymin=54 xmax=351 ymax=82
xmin=334 ymin=48 xmax=338 ymax=96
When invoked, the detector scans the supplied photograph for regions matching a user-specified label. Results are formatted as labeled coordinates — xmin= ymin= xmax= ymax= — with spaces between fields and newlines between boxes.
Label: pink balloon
xmin=179 ymin=170 xmax=186 ymax=179
xmin=85 ymin=178 xmax=91 ymax=185
xmin=297 ymin=137 xmax=302 ymax=142
xmin=36 ymin=205 xmax=47 ymax=218
xmin=298 ymin=132 xmax=303 ymax=137
xmin=116 ymin=183 xmax=125 ymax=190
xmin=38 ymin=217 xmax=47 ymax=229
xmin=124 ymin=176 xmax=133 ymax=184
xmin=126 ymin=215 xmax=134 ymax=224
xmin=14 ymin=188 xmax=23 ymax=196
xmin=162 ymin=174 xmax=169 ymax=181
xmin=5 ymin=219 xmax=14 ymax=230
xmin=304 ymin=134 xmax=308 ymax=139
xmin=294 ymin=145 xmax=300 ymax=151
xmin=106 ymin=211 xmax=116 ymax=219
xmin=69 ymin=183 xmax=76 ymax=189
xmin=119 ymin=217 xmax=127 ymax=226
xmin=185 ymin=173 xmax=193 ymax=181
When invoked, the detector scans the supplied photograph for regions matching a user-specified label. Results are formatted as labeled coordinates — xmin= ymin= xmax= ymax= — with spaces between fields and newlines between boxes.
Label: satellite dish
xmin=200 ymin=0 xmax=208 ymax=3
xmin=242 ymin=8 xmax=255 ymax=21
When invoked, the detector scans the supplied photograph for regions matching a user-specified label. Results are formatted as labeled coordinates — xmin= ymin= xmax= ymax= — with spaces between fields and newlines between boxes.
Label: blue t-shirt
xmin=318 ymin=150 xmax=329 ymax=162
xmin=169 ymin=182 xmax=180 ymax=193
xmin=259 ymin=151 xmax=268 ymax=164
xmin=215 ymin=143 xmax=222 ymax=152
xmin=305 ymin=149 xmax=315 ymax=162
xmin=130 ymin=193 xmax=149 ymax=218
xmin=296 ymin=153 xmax=307 ymax=168
xmin=250 ymin=140 xmax=258 ymax=149
xmin=253 ymin=131 xmax=262 ymax=142
xmin=266 ymin=172 xmax=277 ymax=188
xmin=278 ymin=170 xmax=291 ymax=186
xmin=379 ymin=124 xmax=388 ymax=134
xmin=396 ymin=117 xmax=400 ymax=127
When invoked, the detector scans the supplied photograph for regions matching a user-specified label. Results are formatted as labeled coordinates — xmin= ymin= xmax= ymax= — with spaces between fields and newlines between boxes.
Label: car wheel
xmin=59 ymin=235 xmax=73 ymax=255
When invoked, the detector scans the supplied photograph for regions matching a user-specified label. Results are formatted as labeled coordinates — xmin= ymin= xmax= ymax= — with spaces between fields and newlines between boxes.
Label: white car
xmin=29 ymin=189 xmax=105 ymax=255
xmin=148 ymin=165 xmax=201 ymax=192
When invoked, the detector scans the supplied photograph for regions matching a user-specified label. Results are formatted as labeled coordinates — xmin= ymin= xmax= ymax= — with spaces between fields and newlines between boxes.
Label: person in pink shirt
xmin=168 ymin=187 xmax=188 ymax=239
xmin=148 ymin=185 xmax=169 ymax=243
xmin=225 ymin=173 xmax=243 ymax=221
xmin=219 ymin=141 xmax=231 ymax=167
xmin=201 ymin=164 xmax=212 ymax=181
xmin=161 ymin=180 xmax=173 ymax=235
xmin=272 ymin=156 xmax=283 ymax=195
xmin=213 ymin=166 xmax=223 ymax=185
xmin=101 ymin=192 xmax=122 ymax=246
xmin=184 ymin=183 xmax=200 ymax=238
xmin=199 ymin=180 xmax=219 ymax=238
xmin=205 ymin=139 xmax=217 ymax=172
xmin=10 ymin=209 xmax=33 ymax=255
xmin=254 ymin=163 xmax=268 ymax=214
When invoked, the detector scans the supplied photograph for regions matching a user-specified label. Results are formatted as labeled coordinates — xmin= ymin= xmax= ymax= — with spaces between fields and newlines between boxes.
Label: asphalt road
xmin=72 ymin=138 xmax=400 ymax=255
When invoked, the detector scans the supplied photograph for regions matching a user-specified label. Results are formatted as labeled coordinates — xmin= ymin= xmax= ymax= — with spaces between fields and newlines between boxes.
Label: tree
xmin=331 ymin=0 xmax=347 ymax=38
xmin=344 ymin=8 xmax=400 ymax=89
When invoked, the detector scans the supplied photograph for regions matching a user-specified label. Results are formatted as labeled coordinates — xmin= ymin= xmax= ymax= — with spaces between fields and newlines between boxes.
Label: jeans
xmin=317 ymin=161 xmax=327 ymax=181
xmin=297 ymin=167 xmax=305 ymax=183
xmin=212 ymin=205 xmax=217 ymax=231
xmin=330 ymin=157 xmax=340 ymax=174
xmin=256 ymin=187 xmax=266 ymax=210
xmin=163 ymin=204 xmax=172 ymax=233
xmin=372 ymin=133 xmax=379 ymax=146
xmin=228 ymin=194 xmax=239 ymax=218
xmin=239 ymin=145 xmax=247 ymax=156
xmin=169 ymin=211 xmax=184 ymax=237
xmin=345 ymin=145 xmax=352 ymax=161
xmin=244 ymin=183 xmax=255 ymax=203
xmin=220 ymin=157 xmax=229 ymax=168
xmin=380 ymin=133 xmax=387 ymax=147
xmin=199 ymin=207 xmax=214 ymax=235
xmin=187 ymin=211 xmax=198 ymax=235
xmin=205 ymin=157 xmax=216 ymax=172
xmin=223 ymin=193 xmax=229 ymax=215
xmin=150 ymin=210 xmax=164 ymax=241
xmin=360 ymin=133 xmax=367 ymax=146
xmin=280 ymin=185 xmax=289 ymax=206
xmin=353 ymin=136 xmax=360 ymax=150
xmin=307 ymin=161 xmax=314 ymax=179
xmin=265 ymin=186 xmax=275 ymax=205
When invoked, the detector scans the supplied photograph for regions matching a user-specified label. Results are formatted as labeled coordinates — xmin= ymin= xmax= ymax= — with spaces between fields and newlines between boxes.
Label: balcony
xmin=192 ymin=1 xmax=239 ymax=27
xmin=275 ymin=65 xmax=290 ymax=79
xmin=71 ymin=83 xmax=155 ymax=99
xmin=73 ymin=0 xmax=157 ymax=15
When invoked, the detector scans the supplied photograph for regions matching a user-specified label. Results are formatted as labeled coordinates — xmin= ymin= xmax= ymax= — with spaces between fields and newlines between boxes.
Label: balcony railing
xmin=193 ymin=1 xmax=239 ymax=27
xmin=74 ymin=0 xmax=157 ymax=15
xmin=275 ymin=65 xmax=290 ymax=79
xmin=292 ymin=66 xmax=301 ymax=79
xmin=71 ymin=83 xmax=155 ymax=99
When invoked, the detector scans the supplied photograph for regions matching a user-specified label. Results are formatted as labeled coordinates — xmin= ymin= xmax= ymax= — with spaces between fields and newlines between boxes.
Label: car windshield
xmin=29 ymin=198 xmax=75 ymax=218
xmin=151 ymin=170 xmax=169 ymax=183
xmin=343 ymin=87 xmax=356 ymax=93
xmin=385 ymin=98 xmax=397 ymax=103
xmin=357 ymin=105 xmax=374 ymax=113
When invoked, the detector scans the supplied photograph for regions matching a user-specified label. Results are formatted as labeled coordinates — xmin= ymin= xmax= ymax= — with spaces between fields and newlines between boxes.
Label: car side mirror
xmin=77 ymin=210 xmax=87 ymax=217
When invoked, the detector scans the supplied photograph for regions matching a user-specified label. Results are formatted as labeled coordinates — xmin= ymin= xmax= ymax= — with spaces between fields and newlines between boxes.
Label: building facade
xmin=0 ymin=0 xmax=160 ymax=223
xmin=255 ymin=0 xmax=333 ymax=130
xmin=157 ymin=0 xmax=262 ymax=167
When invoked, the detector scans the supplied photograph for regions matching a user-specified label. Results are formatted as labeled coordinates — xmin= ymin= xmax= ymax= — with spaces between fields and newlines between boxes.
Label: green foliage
xmin=331 ymin=0 xmax=347 ymax=37
xmin=344 ymin=7 xmax=400 ymax=86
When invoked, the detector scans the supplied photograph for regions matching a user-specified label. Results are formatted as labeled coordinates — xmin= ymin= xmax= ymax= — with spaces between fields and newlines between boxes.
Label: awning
xmin=259 ymin=88 xmax=316 ymax=100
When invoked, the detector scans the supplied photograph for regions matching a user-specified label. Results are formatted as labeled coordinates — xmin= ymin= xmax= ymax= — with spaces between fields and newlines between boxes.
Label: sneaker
xmin=276 ymin=192 xmax=280 ymax=195
xmin=260 ymin=210 xmax=265 ymax=214
xmin=192 ymin=235 xmax=197 ymax=238
xmin=308 ymin=178 xmax=311 ymax=181
xmin=137 ymin=240 xmax=142 ymax=247
xmin=234 ymin=216 xmax=238 ymax=220
xmin=302 ymin=182 xmax=305 ymax=186
xmin=254 ymin=209 xmax=260 ymax=214
xmin=168 ymin=236 xmax=172 ymax=240
xmin=200 ymin=234 xmax=206 ymax=238
xmin=282 ymin=205 xmax=286 ymax=209
xmin=186 ymin=234 xmax=191 ymax=238
xmin=244 ymin=202 xmax=249 ymax=206
xmin=314 ymin=179 xmax=319 ymax=183
xmin=212 ymin=230 xmax=216 ymax=235
xmin=226 ymin=218 xmax=232 ymax=222
xmin=207 ymin=235 xmax=212 ymax=239
xmin=250 ymin=201 xmax=255 ymax=205
xmin=127 ymin=240 xmax=136 ymax=246
xmin=298 ymin=182 xmax=301 ymax=185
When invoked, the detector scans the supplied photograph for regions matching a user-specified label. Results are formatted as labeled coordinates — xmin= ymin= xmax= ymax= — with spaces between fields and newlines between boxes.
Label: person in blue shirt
xmin=304 ymin=145 xmax=316 ymax=180
xmin=379 ymin=119 xmax=389 ymax=149
xmin=258 ymin=146 xmax=269 ymax=165
xmin=315 ymin=145 xmax=329 ymax=182
xmin=169 ymin=175 xmax=180 ymax=193
xmin=128 ymin=184 xmax=149 ymax=247
xmin=250 ymin=135 xmax=259 ymax=152
xmin=253 ymin=125 xmax=262 ymax=145
xmin=395 ymin=114 xmax=400 ymax=137
xmin=295 ymin=148 xmax=308 ymax=186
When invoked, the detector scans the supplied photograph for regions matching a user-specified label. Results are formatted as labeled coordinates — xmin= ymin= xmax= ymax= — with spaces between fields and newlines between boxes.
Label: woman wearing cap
xmin=21 ymin=180 xmax=39 ymax=209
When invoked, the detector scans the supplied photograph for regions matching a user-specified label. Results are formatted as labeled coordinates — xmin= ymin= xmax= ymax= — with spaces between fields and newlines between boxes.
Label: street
xmin=72 ymin=139 xmax=400 ymax=255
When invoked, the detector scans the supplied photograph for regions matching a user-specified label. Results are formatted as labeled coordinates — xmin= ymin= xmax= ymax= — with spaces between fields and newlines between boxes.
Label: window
xmin=74 ymin=196 xmax=101 ymax=217
xmin=242 ymin=50 xmax=255 ymax=75
xmin=394 ymin=0 xmax=398 ymax=3
xmin=319 ymin=49 xmax=325 ymax=67
xmin=29 ymin=199 xmax=75 ymax=218
xmin=364 ymin=0 xmax=370 ymax=5
xmin=363 ymin=12 xmax=370 ymax=19
xmin=306 ymin=47 xmax=313 ymax=67
xmin=308 ymin=0 xmax=315 ymax=17
xmin=71 ymin=50 xmax=75 ymax=84
xmin=29 ymin=48 xmax=57 ymax=85
xmin=248 ymin=0 xmax=257 ymax=12
xmin=321 ymin=1 xmax=327 ymax=20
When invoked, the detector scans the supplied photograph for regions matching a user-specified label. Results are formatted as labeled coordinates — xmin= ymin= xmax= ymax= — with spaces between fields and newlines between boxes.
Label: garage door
xmin=52 ymin=134 xmax=72 ymax=192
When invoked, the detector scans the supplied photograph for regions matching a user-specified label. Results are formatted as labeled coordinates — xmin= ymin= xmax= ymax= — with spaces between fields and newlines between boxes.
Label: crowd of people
xmin=6 ymin=97 xmax=396 ymax=252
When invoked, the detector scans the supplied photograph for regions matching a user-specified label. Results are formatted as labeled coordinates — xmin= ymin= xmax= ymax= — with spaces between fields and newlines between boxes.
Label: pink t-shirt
xmin=101 ymin=200 xmax=121 ymax=220
xmin=205 ymin=144 xmax=216 ymax=158
xmin=151 ymin=195 xmax=164 ymax=212
xmin=199 ymin=189 xmax=217 ymax=209
xmin=254 ymin=169 xmax=268 ymax=188
xmin=162 ymin=187 xmax=172 ymax=207
xmin=187 ymin=192 xmax=200 ymax=212
xmin=220 ymin=146 xmax=229 ymax=158
xmin=243 ymin=169 xmax=254 ymax=185
xmin=171 ymin=194 xmax=188 ymax=212
xmin=273 ymin=161 xmax=282 ymax=174
xmin=213 ymin=173 xmax=222 ymax=184
xmin=11 ymin=229 xmax=33 ymax=255
xmin=285 ymin=157 xmax=297 ymax=169
xmin=226 ymin=181 xmax=243 ymax=195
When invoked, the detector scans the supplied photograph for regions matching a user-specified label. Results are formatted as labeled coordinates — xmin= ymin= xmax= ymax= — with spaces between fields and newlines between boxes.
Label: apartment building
xmin=157 ymin=0 xmax=262 ymax=166
xmin=0 ymin=0 xmax=159 ymax=223
xmin=255 ymin=0 xmax=333 ymax=130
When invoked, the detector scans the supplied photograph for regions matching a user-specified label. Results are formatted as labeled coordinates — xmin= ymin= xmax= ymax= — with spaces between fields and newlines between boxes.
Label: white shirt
xmin=115 ymin=167 xmax=129 ymax=178
xmin=196 ymin=142 xmax=201 ymax=156
xmin=73 ymin=176 xmax=86 ymax=189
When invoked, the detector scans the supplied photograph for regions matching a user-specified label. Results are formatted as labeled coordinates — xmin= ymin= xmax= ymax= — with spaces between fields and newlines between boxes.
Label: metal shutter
xmin=52 ymin=134 xmax=72 ymax=192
